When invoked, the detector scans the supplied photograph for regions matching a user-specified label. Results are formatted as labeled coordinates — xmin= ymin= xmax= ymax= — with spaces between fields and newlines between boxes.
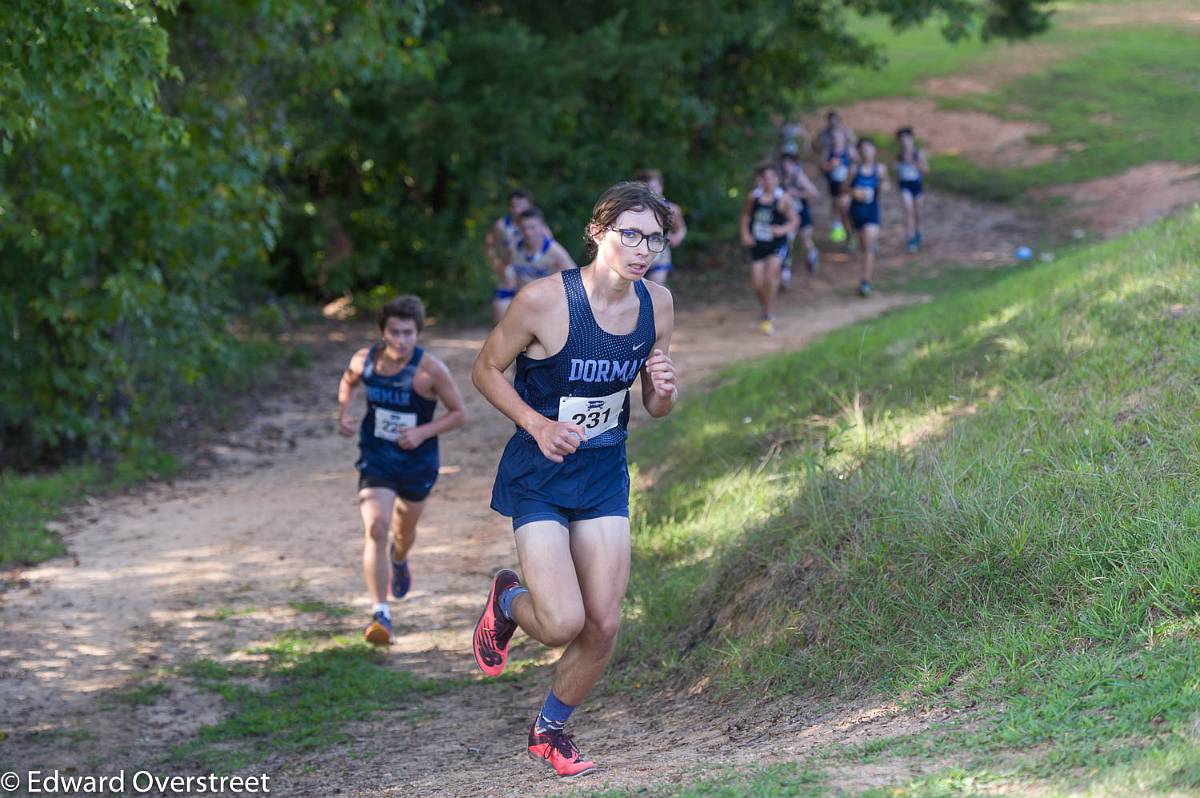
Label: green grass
xmin=0 ymin=447 xmax=178 ymax=567
xmin=814 ymin=4 xmax=1200 ymax=203
xmin=610 ymin=210 xmax=1200 ymax=795
xmin=942 ymin=27 xmax=1200 ymax=190
xmin=171 ymin=630 xmax=455 ymax=771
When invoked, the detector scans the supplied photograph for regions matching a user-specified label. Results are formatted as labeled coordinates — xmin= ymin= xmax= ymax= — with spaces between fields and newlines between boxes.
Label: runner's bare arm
xmin=775 ymin=196 xmax=800 ymax=237
xmin=798 ymin=170 xmax=821 ymax=199
xmin=739 ymin=195 xmax=755 ymax=246
xmin=550 ymin=241 xmax=577 ymax=272
xmin=640 ymin=282 xmax=677 ymax=418
xmin=879 ymin=164 xmax=891 ymax=192
xmin=396 ymin=356 xmax=468 ymax=449
xmin=668 ymin=202 xmax=687 ymax=248
xmin=471 ymin=282 xmax=586 ymax=463
xmin=918 ymin=151 xmax=930 ymax=174
xmin=337 ymin=348 xmax=369 ymax=437
xmin=482 ymin=220 xmax=508 ymax=278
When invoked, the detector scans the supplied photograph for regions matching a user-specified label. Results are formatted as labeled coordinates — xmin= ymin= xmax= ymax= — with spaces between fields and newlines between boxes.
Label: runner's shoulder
xmin=509 ymin=272 xmax=567 ymax=315
xmin=641 ymin=278 xmax=674 ymax=314
xmin=417 ymin=350 xmax=452 ymax=379
xmin=347 ymin=346 xmax=372 ymax=373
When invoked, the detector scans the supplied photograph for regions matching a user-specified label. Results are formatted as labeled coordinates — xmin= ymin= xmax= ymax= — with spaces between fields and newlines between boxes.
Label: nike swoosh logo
xmin=632 ymin=342 xmax=645 ymax=351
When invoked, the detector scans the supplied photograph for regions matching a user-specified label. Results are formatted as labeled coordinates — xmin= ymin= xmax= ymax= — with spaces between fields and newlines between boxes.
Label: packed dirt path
xmin=0 ymin=191 xmax=1045 ymax=797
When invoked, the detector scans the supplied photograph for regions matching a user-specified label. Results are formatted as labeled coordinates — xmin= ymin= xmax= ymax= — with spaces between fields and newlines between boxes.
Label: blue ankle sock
xmin=498 ymin=585 xmax=528 ymax=622
xmin=535 ymin=690 xmax=575 ymax=732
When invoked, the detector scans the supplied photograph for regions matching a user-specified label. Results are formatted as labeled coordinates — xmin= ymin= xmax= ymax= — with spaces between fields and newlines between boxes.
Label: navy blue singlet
xmin=356 ymin=344 xmax=439 ymax=478
xmin=512 ymin=268 xmax=656 ymax=450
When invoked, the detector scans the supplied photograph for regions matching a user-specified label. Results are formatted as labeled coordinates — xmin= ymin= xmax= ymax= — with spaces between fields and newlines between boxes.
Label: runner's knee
xmin=583 ymin=612 xmax=621 ymax=646
xmin=366 ymin=517 xmax=390 ymax=544
xmin=539 ymin=606 xmax=586 ymax=647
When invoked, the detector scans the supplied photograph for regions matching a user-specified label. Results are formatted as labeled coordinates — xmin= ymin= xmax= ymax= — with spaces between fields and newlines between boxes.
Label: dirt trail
xmin=1 ymin=191 xmax=1045 ymax=796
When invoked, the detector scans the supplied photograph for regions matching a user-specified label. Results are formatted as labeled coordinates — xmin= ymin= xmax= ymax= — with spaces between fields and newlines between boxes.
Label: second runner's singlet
xmin=356 ymin=344 xmax=439 ymax=478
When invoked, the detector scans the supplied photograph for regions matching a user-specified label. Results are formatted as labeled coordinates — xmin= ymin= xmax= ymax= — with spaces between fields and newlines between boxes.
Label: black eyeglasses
xmin=610 ymin=227 xmax=667 ymax=253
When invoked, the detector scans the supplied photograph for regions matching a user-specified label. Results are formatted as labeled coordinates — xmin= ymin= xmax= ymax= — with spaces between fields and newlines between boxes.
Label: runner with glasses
xmin=740 ymin=163 xmax=799 ymax=335
xmin=470 ymin=181 xmax=678 ymax=780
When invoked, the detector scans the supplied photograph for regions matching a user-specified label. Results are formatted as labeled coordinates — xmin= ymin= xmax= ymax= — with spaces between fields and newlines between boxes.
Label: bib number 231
xmin=558 ymin=389 xmax=626 ymax=440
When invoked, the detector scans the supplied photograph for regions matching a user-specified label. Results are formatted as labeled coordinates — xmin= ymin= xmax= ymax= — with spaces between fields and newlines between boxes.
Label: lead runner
xmin=470 ymin=181 xmax=678 ymax=779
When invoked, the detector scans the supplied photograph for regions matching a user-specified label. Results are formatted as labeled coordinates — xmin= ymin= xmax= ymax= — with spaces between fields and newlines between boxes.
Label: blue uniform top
xmin=826 ymin=149 xmax=852 ymax=183
xmin=356 ymin=344 xmax=439 ymax=478
xmin=512 ymin=236 xmax=555 ymax=283
xmin=501 ymin=214 xmax=522 ymax=252
xmin=897 ymin=150 xmax=923 ymax=186
xmin=512 ymin=268 xmax=656 ymax=450
xmin=849 ymin=164 xmax=881 ymax=212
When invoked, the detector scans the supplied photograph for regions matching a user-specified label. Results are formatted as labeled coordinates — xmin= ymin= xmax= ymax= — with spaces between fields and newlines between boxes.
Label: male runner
xmin=848 ymin=137 xmax=889 ymax=297
xmin=634 ymin=169 xmax=688 ymax=286
xmin=511 ymin=207 xmax=577 ymax=291
xmin=740 ymin=164 xmax=799 ymax=335
xmin=483 ymin=189 xmax=534 ymax=322
xmin=816 ymin=111 xmax=856 ymax=244
xmin=470 ymin=181 xmax=678 ymax=779
xmin=895 ymin=127 xmax=929 ymax=252
xmin=337 ymin=296 xmax=468 ymax=645
xmin=780 ymin=151 xmax=821 ymax=282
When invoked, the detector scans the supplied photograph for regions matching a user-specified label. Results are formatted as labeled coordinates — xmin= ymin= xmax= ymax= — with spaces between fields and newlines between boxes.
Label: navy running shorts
xmin=750 ymin=241 xmax=790 ymax=263
xmin=850 ymin=203 xmax=881 ymax=230
xmin=899 ymin=180 xmax=923 ymax=199
xmin=491 ymin=436 xmax=630 ymax=530
xmin=358 ymin=469 xmax=437 ymax=502
xmin=799 ymin=202 xmax=814 ymax=229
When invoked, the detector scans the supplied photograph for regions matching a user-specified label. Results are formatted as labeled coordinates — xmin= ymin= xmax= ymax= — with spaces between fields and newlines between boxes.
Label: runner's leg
xmin=359 ymin=487 xmax=397 ymax=604
xmin=861 ymin=224 xmax=879 ymax=284
xmin=549 ymin=515 xmax=631 ymax=705
xmin=509 ymin=521 xmax=586 ymax=647
xmin=390 ymin=496 xmax=426 ymax=563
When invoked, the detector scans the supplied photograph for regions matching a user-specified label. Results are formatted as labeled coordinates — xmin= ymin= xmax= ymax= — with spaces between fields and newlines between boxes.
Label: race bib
xmin=853 ymin=186 xmax=875 ymax=204
xmin=898 ymin=163 xmax=920 ymax=182
xmin=374 ymin=408 xmax=417 ymax=442
xmin=751 ymin=209 xmax=774 ymax=242
xmin=830 ymin=164 xmax=848 ymax=182
xmin=558 ymin=388 xmax=626 ymax=440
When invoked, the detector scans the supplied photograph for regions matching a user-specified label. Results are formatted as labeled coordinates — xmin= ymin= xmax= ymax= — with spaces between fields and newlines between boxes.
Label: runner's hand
xmin=740 ymin=231 xmax=754 ymax=247
xmin=533 ymin=420 xmax=587 ymax=463
xmin=396 ymin=426 xmax=427 ymax=450
xmin=338 ymin=415 xmax=356 ymax=437
xmin=645 ymin=349 xmax=677 ymax=400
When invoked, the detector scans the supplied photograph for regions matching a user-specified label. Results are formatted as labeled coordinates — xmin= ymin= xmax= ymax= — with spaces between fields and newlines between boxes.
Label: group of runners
xmin=339 ymin=181 xmax=677 ymax=780
xmin=333 ymin=116 xmax=929 ymax=781
xmin=743 ymin=110 xmax=930 ymax=333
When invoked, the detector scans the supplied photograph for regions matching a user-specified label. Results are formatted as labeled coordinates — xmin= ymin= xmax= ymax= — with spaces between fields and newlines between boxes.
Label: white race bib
xmin=853 ymin=186 xmax=875 ymax=204
xmin=830 ymin=164 xmax=848 ymax=182
xmin=558 ymin=389 xmax=626 ymax=440
xmin=751 ymin=209 xmax=774 ymax=242
xmin=374 ymin=408 xmax=417 ymax=442
xmin=898 ymin=163 xmax=920 ymax=182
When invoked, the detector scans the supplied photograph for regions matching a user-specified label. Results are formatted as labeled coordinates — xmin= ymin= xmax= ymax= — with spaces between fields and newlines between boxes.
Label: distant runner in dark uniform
xmin=337 ymin=296 xmax=468 ymax=645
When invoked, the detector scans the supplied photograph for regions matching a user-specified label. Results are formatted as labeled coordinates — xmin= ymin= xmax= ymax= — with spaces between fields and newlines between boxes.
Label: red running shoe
xmin=472 ymin=569 xmax=520 ymax=676
xmin=527 ymin=722 xmax=596 ymax=780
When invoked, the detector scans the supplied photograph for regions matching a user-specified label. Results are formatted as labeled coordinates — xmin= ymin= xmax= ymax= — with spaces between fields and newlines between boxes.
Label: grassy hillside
xmin=817 ymin=4 xmax=1200 ymax=200
xmin=619 ymin=208 xmax=1200 ymax=794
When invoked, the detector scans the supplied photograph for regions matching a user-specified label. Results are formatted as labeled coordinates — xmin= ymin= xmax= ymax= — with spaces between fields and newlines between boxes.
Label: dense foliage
xmin=1 ymin=0 xmax=1049 ymax=464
